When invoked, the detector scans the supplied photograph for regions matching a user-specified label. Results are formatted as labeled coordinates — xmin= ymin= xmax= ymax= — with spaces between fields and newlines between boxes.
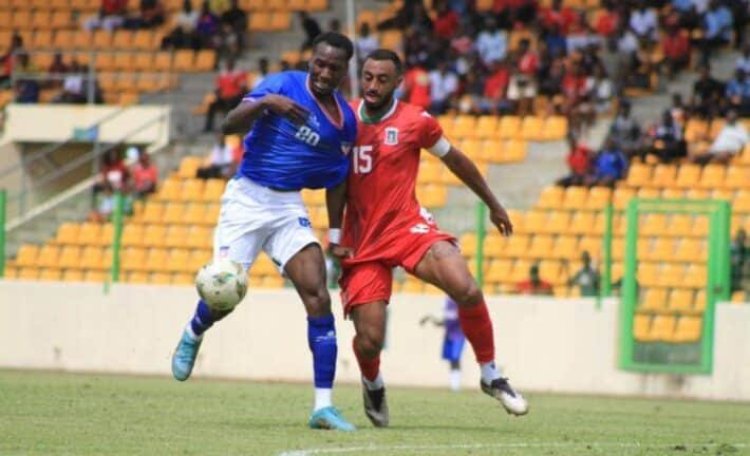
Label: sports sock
xmin=480 ymin=362 xmax=501 ymax=384
xmin=457 ymin=300 xmax=496 ymax=365
xmin=307 ymin=314 xmax=338 ymax=401
xmin=362 ymin=372 xmax=384 ymax=391
xmin=314 ymin=388 xmax=332 ymax=411
xmin=189 ymin=299 xmax=226 ymax=337
xmin=353 ymin=338 xmax=381 ymax=383
xmin=449 ymin=369 xmax=462 ymax=391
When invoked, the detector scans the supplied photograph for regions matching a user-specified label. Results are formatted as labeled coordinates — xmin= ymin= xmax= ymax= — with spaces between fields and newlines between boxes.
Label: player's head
xmin=361 ymin=49 xmax=403 ymax=111
xmin=309 ymin=32 xmax=353 ymax=97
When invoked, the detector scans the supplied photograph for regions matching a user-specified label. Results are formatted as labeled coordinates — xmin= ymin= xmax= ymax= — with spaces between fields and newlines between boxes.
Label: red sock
xmin=457 ymin=300 xmax=495 ymax=364
xmin=352 ymin=337 xmax=380 ymax=381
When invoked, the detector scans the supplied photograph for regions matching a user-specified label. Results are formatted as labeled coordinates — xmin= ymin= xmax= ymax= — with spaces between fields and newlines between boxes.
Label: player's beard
xmin=364 ymin=91 xmax=395 ymax=113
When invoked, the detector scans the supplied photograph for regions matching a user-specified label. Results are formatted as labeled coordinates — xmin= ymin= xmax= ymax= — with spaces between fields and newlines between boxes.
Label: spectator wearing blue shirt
xmin=701 ymin=0 xmax=733 ymax=64
xmin=725 ymin=69 xmax=750 ymax=116
xmin=587 ymin=138 xmax=628 ymax=187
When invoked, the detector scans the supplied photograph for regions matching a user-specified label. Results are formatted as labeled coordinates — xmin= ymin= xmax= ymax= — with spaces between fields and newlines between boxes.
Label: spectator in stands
xmin=124 ymin=0 xmax=165 ymax=29
xmin=131 ymin=148 xmax=158 ymax=199
xmin=609 ymin=100 xmax=642 ymax=157
xmin=220 ymin=0 xmax=247 ymax=48
xmin=670 ymin=92 xmax=687 ymax=128
xmin=0 ymin=32 xmax=24 ymax=88
xmin=89 ymin=182 xmax=116 ymax=223
xmin=508 ymin=38 xmax=539 ymax=116
xmin=215 ymin=22 xmax=240 ymax=65
xmin=586 ymin=66 xmax=614 ymax=115
xmin=356 ymin=23 xmax=379 ymax=66
xmin=428 ymin=61 xmax=458 ymax=115
xmin=736 ymin=43 xmax=750 ymax=74
xmin=725 ymin=69 xmax=750 ymax=117
xmin=587 ymin=138 xmax=628 ymax=187
xmin=694 ymin=110 xmax=749 ymax=164
xmin=691 ymin=65 xmax=725 ymax=118
xmin=476 ymin=17 xmax=507 ymax=67
xmin=162 ymin=0 xmax=200 ymax=50
xmin=539 ymin=0 xmax=578 ymax=35
xmin=567 ymin=251 xmax=599 ymax=297
xmin=54 ymin=59 xmax=87 ymax=104
xmin=196 ymin=1 xmax=220 ymax=49
xmin=613 ymin=24 xmax=639 ymax=88
xmin=13 ymin=52 xmax=40 ymax=104
xmin=84 ymin=0 xmax=128 ymax=31
xmin=629 ymin=1 xmax=659 ymax=42
xmin=298 ymin=12 xmax=322 ymax=51
xmin=377 ymin=0 xmax=430 ymax=31
xmin=97 ymin=149 xmax=130 ymax=192
xmin=197 ymin=133 xmax=240 ymax=179
xmin=648 ymin=109 xmax=686 ymax=163
xmin=731 ymin=228 xmax=747 ymax=292
xmin=594 ymin=1 xmax=620 ymax=41
xmin=403 ymin=60 xmax=431 ymax=110
xmin=544 ymin=23 xmax=568 ymax=59
xmin=433 ymin=0 xmax=460 ymax=41
xmin=204 ymin=58 xmax=246 ymax=132
xmin=729 ymin=0 xmax=750 ymax=50
xmin=481 ymin=59 xmax=511 ymax=114
xmin=557 ymin=133 xmax=592 ymax=187
xmin=46 ymin=53 xmax=69 ymax=89
xmin=328 ymin=18 xmax=342 ymax=33
xmin=701 ymin=0 xmax=733 ymax=65
xmin=660 ymin=24 xmax=691 ymax=80
xmin=515 ymin=264 xmax=553 ymax=296
xmin=251 ymin=57 xmax=269 ymax=89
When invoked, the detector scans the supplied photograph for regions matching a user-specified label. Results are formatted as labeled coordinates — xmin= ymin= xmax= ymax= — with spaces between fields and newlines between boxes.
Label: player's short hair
xmin=364 ymin=49 xmax=403 ymax=75
xmin=312 ymin=32 xmax=354 ymax=61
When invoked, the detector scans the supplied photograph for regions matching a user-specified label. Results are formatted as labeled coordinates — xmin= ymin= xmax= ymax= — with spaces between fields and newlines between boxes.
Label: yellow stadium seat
xmin=453 ymin=115 xmax=477 ymax=139
xmin=637 ymin=262 xmax=659 ymax=287
xmin=650 ymin=315 xmax=677 ymax=342
xmin=418 ymin=160 xmax=442 ymax=185
xmin=584 ymin=187 xmax=612 ymax=210
xmin=58 ymin=246 xmax=82 ymax=269
xmin=121 ymin=224 xmax=146 ymax=247
xmin=253 ymin=254 xmax=278 ymax=277
xmin=183 ymin=204 xmax=207 ymax=225
xmin=509 ymin=259 xmax=533 ymax=284
xmin=249 ymin=12 xmax=271 ymax=31
xmin=536 ymin=186 xmax=564 ymax=209
xmin=486 ymin=259 xmax=513 ymax=284
xmin=483 ymin=234 xmax=507 ymax=259
xmin=641 ymin=288 xmax=668 ymax=311
xmin=497 ymin=116 xmax=521 ymax=139
xmin=661 ymin=188 xmax=684 ymax=199
xmin=187 ymin=249 xmax=212 ymax=272
xmin=673 ymin=316 xmax=702 ymax=342
xmin=166 ymin=248 xmax=190 ymax=273
xmin=551 ymin=235 xmax=578 ymax=260
xmin=62 ymin=269 xmax=85 ymax=282
xmin=81 ymin=246 xmax=107 ymax=270
xmin=173 ymin=50 xmax=196 ymax=72
xmin=645 ymin=238 xmax=675 ymax=262
xmin=636 ymin=187 xmax=660 ymax=200
xmin=17 ymin=267 xmax=40 ymax=281
xmin=668 ymin=288 xmax=695 ymax=313
xmin=52 ymin=223 xmax=80 ymax=245
xmin=165 ymin=225 xmax=190 ymax=248
xmin=666 ymin=214 xmax=691 ymax=237
xmin=527 ymin=235 xmax=555 ymax=259
xmin=674 ymin=164 xmax=701 ymax=189
xmin=145 ymin=248 xmax=169 ymax=273
xmin=562 ymin=187 xmax=588 ymax=210
xmin=684 ymin=119 xmax=709 ymax=142
xmin=735 ymin=190 xmax=750 ymax=213
xmin=474 ymin=115 xmax=498 ymax=139
xmin=504 ymin=234 xmax=530 ymax=258
xmin=143 ymin=224 xmax=167 ymax=247
xmin=205 ymin=204 xmax=220 ymax=225
xmin=685 ymin=188 xmax=710 ymax=200
xmin=459 ymin=232 xmax=477 ymax=257
xmin=38 ymin=268 xmax=61 ymax=281
xmin=35 ymin=245 xmax=60 ymax=268
xmin=149 ymin=272 xmax=171 ymax=284
xmin=133 ymin=53 xmax=154 ymax=73
xmin=186 ymin=226 xmax=213 ymax=250
xmin=520 ymin=116 xmax=543 ymax=141
xmin=633 ymin=313 xmax=652 ymax=342
xmin=460 ymin=139 xmax=482 ymax=161
xmin=77 ymin=223 xmax=102 ymax=246
xmin=162 ymin=202 xmax=185 ymax=225
xmin=157 ymin=179 xmax=182 ymax=201
xmin=649 ymin=164 xmax=677 ymax=188
xmin=307 ymin=0 xmax=328 ymax=11
xmin=675 ymin=239 xmax=706 ymax=262
xmin=568 ymin=212 xmax=596 ymax=235
xmin=684 ymin=265 xmax=707 ymax=288
xmin=691 ymin=215 xmax=709 ymax=237
xmin=83 ymin=269 xmax=107 ymax=283
xmin=712 ymin=189 xmax=733 ymax=201
xmin=698 ymin=164 xmax=726 ymax=189
xmin=625 ymin=163 xmax=652 ymax=188
xmin=538 ymin=260 xmax=563 ymax=285
xmin=612 ymin=187 xmax=636 ymax=210
xmin=121 ymin=247 xmax=147 ymax=272
xmin=577 ymin=236 xmax=602 ymax=259
xmin=172 ymin=273 xmax=194 ymax=285
xmin=541 ymin=211 xmax=571 ymax=235
xmin=542 ymin=116 xmax=568 ymax=141
xmin=140 ymin=201 xmax=164 ymax=224
xmin=195 ymin=50 xmax=215 ymax=71
xmin=724 ymin=166 xmax=750 ymax=189
xmin=661 ymin=263 xmax=686 ymax=288
xmin=640 ymin=213 xmax=667 ymax=237
xmin=203 ymin=179 xmax=226 ymax=202
xmin=125 ymin=271 xmax=149 ymax=283
xmin=520 ymin=211 xmax=547 ymax=235
xmin=505 ymin=140 xmax=527 ymax=162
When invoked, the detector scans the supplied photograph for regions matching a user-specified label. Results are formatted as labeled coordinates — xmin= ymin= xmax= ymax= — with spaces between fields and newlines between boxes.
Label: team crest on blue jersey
xmin=308 ymin=113 xmax=321 ymax=129
xmin=341 ymin=141 xmax=352 ymax=155
xmin=385 ymin=127 xmax=399 ymax=145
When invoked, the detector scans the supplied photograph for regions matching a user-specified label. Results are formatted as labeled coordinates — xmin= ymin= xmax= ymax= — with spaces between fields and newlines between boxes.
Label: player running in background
xmin=171 ymin=32 xmax=357 ymax=432
xmin=420 ymin=296 xmax=466 ymax=392
xmin=328 ymin=49 xmax=529 ymax=428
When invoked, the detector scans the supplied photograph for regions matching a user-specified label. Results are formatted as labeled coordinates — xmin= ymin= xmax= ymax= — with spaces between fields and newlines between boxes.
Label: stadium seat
xmin=640 ymin=213 xmax=667 ymax=237
xmin=641 ymin=288 xmax=668 ymax=311
xmin=650 ymin=315 xmax=677 ymax=342
xmin=143 ymin=224 xmax=167 ymax=247
xmin=83 ymin=270 xmax=107 ymax=283
xmin=691 ymin=215 xmax=710 ymax=237
xmin=17 ymin=267 xmax=40 ymax=281
xmin=486 ymin=259 xmax=513 ymax=284
xmin=698 ymin=164 xmax=726 ymax=189
xmin=661 ymin=188 xmax=684 ymax=200
xmin=625 ymin=163 xmax=652 ymax=188
xmin=668 ymin=288 xmax=694 ymax=313
xmin=633 ymin=313 xmax=652 ymax=342
xmin=675 ymin=164 xmax=701 ymax=189
xmin=187 ymin=249 xmax=212 ymax=272
xmin=568 ymin=212 xmax=596 ymax=235
xmin=474 ymin=115 xmax=498 ymax=139
xmin=504 ymin=235 xmax=530 ymax=258
xmin=551 ymin=235 xmax=578 ymax=259
xmin=62 ymin=269 xmax=85 ymax=282
xmin=612 ymin=187 xmax=636 ymax=210
xmin=166 ymin=248 xmax=190 ymax=273
xmin=459 ymin=232 xmax=477 ymax=257
xmin=637 ymin=262 xmax=659 ymax=287
xmin=666 ymin=214 xmax=691 ymax=237
xmin=253 ymin=254 xmax=278 ymax=277
xmin=498 ymin=116 xmax=521 ymax=140
xmin=35 ymin=245 xmax=60 ymax=268
xmin=453 ymin=115 xmax=477 ymax=139
xmin=483 ymin=234 xmax=506 ymax=259
xmin=520 ymin=211 xmax=547 ymax=235
xmin=724 ymin=166 xmax=750 ymax=189
xmin=673 ymin=316 xmax=702 ymax=343
xmin=165 ymin=226 xmax=190 ymax=248
xmin=520 ymin=116 xmax=543 ymax=141
xmin=542 ymin=116 xmax=568 ymax=141
xmin=660 ymin=264 xmax=686 ymax=288
xmin=58 ymin=246 xmax=82 ymax=269
xmin=649 ymin=164 xmax=677 ymax=188
xmin=121 ymin=224 xmax=146 ymax=247
xmin=584 ymin=187 xmax=612 ymax=210
xmin=577 ymin=236 xmax=602 ymax=259
xmin=528 ymin=235 xmax=555 ymax=259
xmin=675 ymin=239 xmax=706 ymax=262
xmin=205 ymin=204 xmax=220 ymax=225
xmin=15 ymin=244 xmax=40 ymax=267
xmin=636 ymin=187 xmax=660 ymax=200
xmin=81 ymin=246 xmax=107 ymax=270
xmin=684 ymin=265 xmax=707 ymax=288
xmin=145 ymin=248 xmax=169 ymax=273
xmin=39 ymin=268 xmax=62 ymax=281
xmin=645 ymin=238 xmax=675 ymax=262
xmin=162 ymin=202 xmax=185 ymax=224
xmin=121 ymin=247 xmax=147 ymax=272
xmin=536 ymin=186 xmax=563 ymax=209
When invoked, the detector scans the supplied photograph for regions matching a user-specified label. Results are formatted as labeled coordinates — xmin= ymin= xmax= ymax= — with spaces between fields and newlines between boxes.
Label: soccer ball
xmin=195 ymin=258 xmax=248 ymax=311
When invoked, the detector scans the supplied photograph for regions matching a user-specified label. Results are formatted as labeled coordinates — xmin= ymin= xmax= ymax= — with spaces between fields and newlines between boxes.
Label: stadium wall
xmin=1 ymin=281 xmax=748 ymax=402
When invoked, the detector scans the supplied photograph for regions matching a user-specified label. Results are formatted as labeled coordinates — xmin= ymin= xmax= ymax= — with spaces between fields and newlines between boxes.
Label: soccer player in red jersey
xmin=328 ymin=50 xmax=529 ymax=427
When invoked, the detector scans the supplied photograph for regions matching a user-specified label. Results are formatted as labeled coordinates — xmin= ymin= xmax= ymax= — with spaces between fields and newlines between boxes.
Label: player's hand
xmin=262 ymin=94 xmax=309 ymax=125
xmin=490 ymin=206 xmax=513 ymax=236
xmin=329 ymin=243 xmax=354 ymax=260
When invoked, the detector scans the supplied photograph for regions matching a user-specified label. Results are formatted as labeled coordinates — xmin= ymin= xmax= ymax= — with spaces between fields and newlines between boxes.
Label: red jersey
xmin=343 ymin=99 xmax=444 ymax=259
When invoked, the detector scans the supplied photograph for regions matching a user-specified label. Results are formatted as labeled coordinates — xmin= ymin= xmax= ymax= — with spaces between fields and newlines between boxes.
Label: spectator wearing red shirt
xmin=557 ymin=134 xmax=592 ymax=187
xmin=515 ymin=264 xmax=553 ymax=295
xmin=131 ymin=148 xmax=159 ymax=198
xmin=661 ymin=25 xmax=690 ymax=79
xmin=402 ymin=62 xmax=431 ymax=110
xmin=594 ymin=4 xmax=619 ymax=38
xmin=204 ymin=58 xmax=247 ymax=132
xmin=433 ymin=1 xmax=459 ymax=40
xmin=482 ymin=60 xmax=511 ymax=114
xmin=507 ymin=39 xmax=539 ymax=115
xmin=84 ymin=0 xmax=128 ymax=31
xmin=539 ymin=0 xmax=578 ymax=35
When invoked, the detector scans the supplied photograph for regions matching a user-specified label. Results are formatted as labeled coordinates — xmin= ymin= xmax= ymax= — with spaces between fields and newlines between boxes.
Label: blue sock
xmin=307 ymin=314 xmax=337 ymax=389
xmin=189 ymin=299 xmax=229 ymax=337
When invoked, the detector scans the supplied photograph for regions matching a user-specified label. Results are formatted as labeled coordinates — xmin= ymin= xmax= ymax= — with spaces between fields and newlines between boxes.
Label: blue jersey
xmin=238 ymin=71 xmax=356 ymax=190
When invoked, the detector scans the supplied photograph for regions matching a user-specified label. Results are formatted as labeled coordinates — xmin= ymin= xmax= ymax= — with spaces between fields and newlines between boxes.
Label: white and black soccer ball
xmin=195 ymin=258 xmax=248 ymax=312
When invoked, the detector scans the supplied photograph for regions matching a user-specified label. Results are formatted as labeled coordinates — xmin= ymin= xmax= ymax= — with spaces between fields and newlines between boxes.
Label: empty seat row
xmin=626 ymin=163 xmax=750 ymax=189
xmin=633 ymin=314 xmax=703 ymax=343
xmin=439 ymin=115 xmax=568 ymax=141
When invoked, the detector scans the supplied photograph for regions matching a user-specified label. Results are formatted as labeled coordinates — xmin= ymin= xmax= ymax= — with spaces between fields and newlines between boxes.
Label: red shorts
xmin=339 ymin=221 xmax=455 ymax=315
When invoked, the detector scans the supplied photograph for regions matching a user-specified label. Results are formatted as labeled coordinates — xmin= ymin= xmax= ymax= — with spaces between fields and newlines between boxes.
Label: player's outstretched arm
xmin=441 ymin=147 xmax=513 ymax=236
xmin=325 ymin=181 xmax=352 ymax=259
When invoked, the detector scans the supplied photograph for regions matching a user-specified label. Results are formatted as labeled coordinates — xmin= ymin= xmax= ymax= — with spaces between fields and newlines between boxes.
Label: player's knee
xmin=452 ymin=280 xmax=483 ymax=306
xmin=357 ymin=328 xmax=385 ymax=357
xmin=302 ymin=286 xmax=332 ymax=317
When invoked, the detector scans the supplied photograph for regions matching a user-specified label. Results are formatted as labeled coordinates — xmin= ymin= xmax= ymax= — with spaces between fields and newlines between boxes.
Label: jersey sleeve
xmin=419 ymin=111 xmax=451 ymax=157
xmin=242 ymin=72 xmax=287 ymax=102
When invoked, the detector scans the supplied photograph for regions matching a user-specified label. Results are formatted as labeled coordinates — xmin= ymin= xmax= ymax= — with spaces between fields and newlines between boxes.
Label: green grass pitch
xmin=1 ymin=370 xmax=749 ymax=455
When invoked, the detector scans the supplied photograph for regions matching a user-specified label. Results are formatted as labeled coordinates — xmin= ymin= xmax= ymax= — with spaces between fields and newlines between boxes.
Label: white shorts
xmin=213 ymin=177 xmax=319 ymax=273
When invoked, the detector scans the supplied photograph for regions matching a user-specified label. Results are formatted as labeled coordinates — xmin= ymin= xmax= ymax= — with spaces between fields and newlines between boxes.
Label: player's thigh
xmin=412 ymin=240 xmax=481 ymax=304
xmin=339 ymin=261 xmax=393 ymax=319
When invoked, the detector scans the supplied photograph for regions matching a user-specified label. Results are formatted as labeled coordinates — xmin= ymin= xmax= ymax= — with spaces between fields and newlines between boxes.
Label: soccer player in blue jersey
xmin=170 ymin=32 xmax=357 ymax=431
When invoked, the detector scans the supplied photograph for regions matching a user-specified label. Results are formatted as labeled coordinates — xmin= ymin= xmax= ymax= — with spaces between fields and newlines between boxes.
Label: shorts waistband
xmin=234 ymin=176 xmax=300 ymax=193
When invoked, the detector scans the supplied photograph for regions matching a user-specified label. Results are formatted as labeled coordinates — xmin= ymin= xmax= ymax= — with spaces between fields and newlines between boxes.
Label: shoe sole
xmin=481 ymin=384 xmax=529 ymax=416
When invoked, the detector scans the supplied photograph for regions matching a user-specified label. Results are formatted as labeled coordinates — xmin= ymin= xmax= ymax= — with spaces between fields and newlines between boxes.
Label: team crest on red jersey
xmin=384 ymin=127 xmax=399 ymax=145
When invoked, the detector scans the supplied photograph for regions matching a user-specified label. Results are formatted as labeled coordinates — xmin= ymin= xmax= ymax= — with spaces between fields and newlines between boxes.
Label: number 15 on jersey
xmin=352 ymin=145 xmax=372 ymax=174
